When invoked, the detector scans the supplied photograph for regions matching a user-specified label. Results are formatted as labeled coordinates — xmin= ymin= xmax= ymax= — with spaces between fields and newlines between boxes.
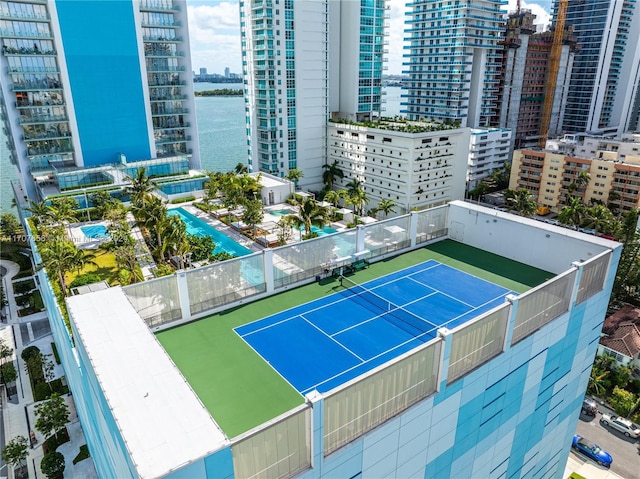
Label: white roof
xmin=67 ymin=288 xmax=228 ymax=478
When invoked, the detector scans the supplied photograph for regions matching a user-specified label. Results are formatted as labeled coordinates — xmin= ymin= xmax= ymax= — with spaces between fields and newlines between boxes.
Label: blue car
xmin=572 ymin=434 xmax=612 ymax=468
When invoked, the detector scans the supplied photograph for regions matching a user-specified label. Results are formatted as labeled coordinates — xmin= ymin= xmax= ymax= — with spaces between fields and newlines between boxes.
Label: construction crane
xmin=538 ymin=0 xmax=568 ymax=148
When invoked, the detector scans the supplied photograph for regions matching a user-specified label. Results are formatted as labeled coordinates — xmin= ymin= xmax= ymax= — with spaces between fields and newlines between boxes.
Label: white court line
xmin=234 ymin=326 xmax=305 ymax=397
xmin=300 ymin=314 xmax=366 ymax=363
xmin=300 ymin=327 xmax=437 ymax=395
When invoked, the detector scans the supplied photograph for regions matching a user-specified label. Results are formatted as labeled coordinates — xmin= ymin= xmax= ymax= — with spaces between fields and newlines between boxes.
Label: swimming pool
xmin=268 ymin=208 xmax=296 ymax=217
xmin=80 ymin=224 xmax=109 ymax=239
xmin=167 ymin=208 xmax=252 ymax=257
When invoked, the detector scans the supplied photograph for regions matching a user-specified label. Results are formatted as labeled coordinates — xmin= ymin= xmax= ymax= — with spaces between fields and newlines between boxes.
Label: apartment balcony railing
xmin=143 ymin=36 xmax=182 ymax=42
xmin=140 ymin=1 xmax=180 ymax=12
xmin=23 ymin=131 xmax=70 ymax=141
xmin=0 ymin=29 xmax=53 ymax=40
xmin=0 ymin=11 xmax=50 ymax=21
xmin=26 ymin=145 xmax=73 ymax=156
xmin=141 ymin=20 xmax=181 ymax=28
xmin=152 ymin=108 xmax=189 ymax=116
xmin=149 ymin=94 xmax=188 ymax=101
xmin=20 ymin=114 xmax=68 ymax=124
xmin=11 ymin=79 xmax=61 ymax=91
xmin=7 ymin=66 xmax=58 ymax=74
xmin=146 ymin=51 xmax=185 ymax=58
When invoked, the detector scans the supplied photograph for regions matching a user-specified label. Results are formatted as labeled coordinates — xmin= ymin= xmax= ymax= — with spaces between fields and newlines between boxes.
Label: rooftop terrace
xmin=156 ymin=239 xmax=553 ymax=437
xmin=61 ymin=201 xmax=619 ymax=478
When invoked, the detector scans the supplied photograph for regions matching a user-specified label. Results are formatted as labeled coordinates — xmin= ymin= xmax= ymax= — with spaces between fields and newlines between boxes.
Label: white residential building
xmin=467 ymin=128 xmax=512 ymax=190
xmin=402 ymin=0 xmax=507 ymax=127
xmin=327 ymin=120 xmax=470 ymax=213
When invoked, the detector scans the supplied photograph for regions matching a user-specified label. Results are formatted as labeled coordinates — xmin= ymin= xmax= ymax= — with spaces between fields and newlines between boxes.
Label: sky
xmin=187 ymin=0 xmax=553 ymax=77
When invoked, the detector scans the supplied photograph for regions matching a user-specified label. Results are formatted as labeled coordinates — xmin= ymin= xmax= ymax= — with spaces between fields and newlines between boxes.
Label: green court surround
xmin=156 ymin=240 xmax=552 ymax=438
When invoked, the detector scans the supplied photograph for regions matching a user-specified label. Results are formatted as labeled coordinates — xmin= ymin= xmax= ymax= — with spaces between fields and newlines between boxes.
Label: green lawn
xmin=157 ymin=240 xmax=552 ymax=438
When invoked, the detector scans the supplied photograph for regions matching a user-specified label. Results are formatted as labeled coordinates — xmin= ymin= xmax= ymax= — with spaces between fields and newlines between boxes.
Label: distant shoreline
xmin=195 ymin=89 xmax=243 ymax=97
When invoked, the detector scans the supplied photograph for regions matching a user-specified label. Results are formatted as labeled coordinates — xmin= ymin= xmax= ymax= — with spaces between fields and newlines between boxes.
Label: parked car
xmin=600 ymin=413 xmax=640 ymax=438
xmin=571 ymin=435 xmax=612 ymax=468
xmin=581 ymin=397 xmax=598 ymax=416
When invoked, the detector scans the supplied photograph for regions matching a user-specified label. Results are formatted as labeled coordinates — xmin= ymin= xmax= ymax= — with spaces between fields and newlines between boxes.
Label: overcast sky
xmin=187 ymin=0 xmax=553 ymax=76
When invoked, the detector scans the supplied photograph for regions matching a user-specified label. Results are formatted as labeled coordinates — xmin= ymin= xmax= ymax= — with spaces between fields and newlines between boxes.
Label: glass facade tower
xmin=240 ymin=0 xmax=388 ymax=188
xmin=0 ymin=0 xmax=199 ymax=200
xmin=561 ymin=0 xmax=640 ymax=134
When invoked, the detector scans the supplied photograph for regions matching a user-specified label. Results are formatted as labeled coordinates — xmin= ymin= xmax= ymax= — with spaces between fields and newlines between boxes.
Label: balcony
xmin=20 ymin=114 xmax=68 ymax=124
xmin=140 ymin=1 xmax=180 ymax=13
xmin=0 ymin=11 xmax=50 ymax=21
xmin=7 ymin=66 xmax=59 ymax=74
xmin=143 ymin=36 xmax=183 ymax=43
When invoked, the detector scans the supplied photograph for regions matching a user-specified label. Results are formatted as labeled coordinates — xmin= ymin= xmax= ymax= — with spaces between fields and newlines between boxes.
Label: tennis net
xmin=339 ymin=276 xmax=435 ymax=339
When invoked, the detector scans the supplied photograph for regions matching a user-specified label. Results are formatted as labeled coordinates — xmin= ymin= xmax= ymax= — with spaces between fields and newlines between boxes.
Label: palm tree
xmin=38 ymin=240 xmax=77 ymax=296
xmin=587 ymin=367 xmax=609 ymax=397
xmin=68 ymin=248 xmax=98 ymax=276
xmin=374 ymin=199 xmax=397 ymax=219
xmin=322 ymin=160 xmax=344 ymax=190
xmin=576 ymin=170 xmax=591 ymax=190
xmin=48 ymin=197 xmax=78 ymax=225
xmin=162 ymin=216 xmax=190 ymax=267
xmin=233 ymin=162 xmax=249 ymax=174
xmin=343 ymin=179 xmax=369 ymax=216
xmin=285 ymin=167 xmax=304 ymax=189
xmin=132 ymin=195 xmax=168 ymax=257
xmin=125 ymin=167 xmax=157 ymax=206
xmin=506 ymin=189 xmax=537 ymax=217
xmin=345 ymin=178 xmax=363 ymax=196
xmin=25 ymin=200 xmax=53 ymax=227
xmin=584 ymin=204 xmax=613 ymax=235
xmin=323 ymin=190 xmax=342 ymax=219
xmin=557 ymin=196 xmax=586 ymax=227
xmin=285 ymin=197 xmax=329 ymax=238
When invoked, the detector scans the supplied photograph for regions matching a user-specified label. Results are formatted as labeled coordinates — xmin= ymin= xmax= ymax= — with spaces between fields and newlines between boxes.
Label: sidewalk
xmin=1 ymin=259 xmax=97 ymax=479
xmin=564 ymin=454 xmax=626 ymax=479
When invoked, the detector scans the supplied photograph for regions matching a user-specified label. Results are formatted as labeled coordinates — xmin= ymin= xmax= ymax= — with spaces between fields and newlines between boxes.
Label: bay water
xmin=0 ymin=84 xmax=401 ymax=212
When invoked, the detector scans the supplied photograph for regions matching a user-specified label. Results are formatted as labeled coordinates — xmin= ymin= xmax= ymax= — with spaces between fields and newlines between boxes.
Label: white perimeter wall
xmin=447 ymin=201 xmax=617 ymax=274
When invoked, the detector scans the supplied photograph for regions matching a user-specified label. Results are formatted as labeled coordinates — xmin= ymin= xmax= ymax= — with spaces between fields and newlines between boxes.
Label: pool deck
xmin=173 ymin=203 xmax=352 ymax=252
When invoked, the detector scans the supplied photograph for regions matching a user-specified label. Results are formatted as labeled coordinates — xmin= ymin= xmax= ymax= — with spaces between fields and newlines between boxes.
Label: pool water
xmin=313 ymin=225 xmax=337 ymax=235
xmin=81 ymin=224 xmax=109 ymax=239
xmin=268 ymin=208 xmax=296 ymax=217
xmin=167 ymin=208 xmax=252 ymax=257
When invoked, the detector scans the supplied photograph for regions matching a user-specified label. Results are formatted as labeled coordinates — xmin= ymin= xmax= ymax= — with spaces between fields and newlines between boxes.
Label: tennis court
xmin=235 ymin=259 xmax=514 ymax=395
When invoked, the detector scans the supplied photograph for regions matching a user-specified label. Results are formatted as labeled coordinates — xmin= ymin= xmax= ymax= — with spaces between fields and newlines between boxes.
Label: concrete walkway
xmin=564 ymin=454 xmax=626 ymax=479
xmin=0 ymin=259 xmax=97 ymax=479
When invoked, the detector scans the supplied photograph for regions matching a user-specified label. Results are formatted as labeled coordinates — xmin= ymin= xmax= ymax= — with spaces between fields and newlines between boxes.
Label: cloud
xmin=386 ymin=0 xmax=406 ymax=75
xmin=187 ymin=2 xmax=242 ymax=75
xmin=506 ymin=0 xmax=552 ymax=31
xmin=186 ymin=0 xmax=553 ymax=77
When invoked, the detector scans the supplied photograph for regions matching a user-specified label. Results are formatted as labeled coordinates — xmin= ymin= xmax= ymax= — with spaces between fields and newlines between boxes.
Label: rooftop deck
xmin=156 ymin=239 xmax=553 ymax=438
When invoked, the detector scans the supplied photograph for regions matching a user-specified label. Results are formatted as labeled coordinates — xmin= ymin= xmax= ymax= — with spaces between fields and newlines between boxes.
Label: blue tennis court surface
xmin=235 ymin=260 xmax=514 ymax=395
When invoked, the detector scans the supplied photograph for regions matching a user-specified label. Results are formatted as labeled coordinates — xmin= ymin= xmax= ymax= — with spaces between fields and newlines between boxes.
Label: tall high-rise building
xmin=240 ymin=0 xmax=388 ymax=189
xmin=402 ymin=0 xmax=507 ymax=127
xmin=0 ymin=0 xmax=199 ymax=200
xmin=497 ymin=9 xmax=578 ymax=150
xmin=561 ymin=0 xmax=640 ymax=135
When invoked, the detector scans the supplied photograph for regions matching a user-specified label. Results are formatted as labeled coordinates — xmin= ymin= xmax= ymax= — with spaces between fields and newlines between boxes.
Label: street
xmin=574 ymin=405 xmax=640 ymax=479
